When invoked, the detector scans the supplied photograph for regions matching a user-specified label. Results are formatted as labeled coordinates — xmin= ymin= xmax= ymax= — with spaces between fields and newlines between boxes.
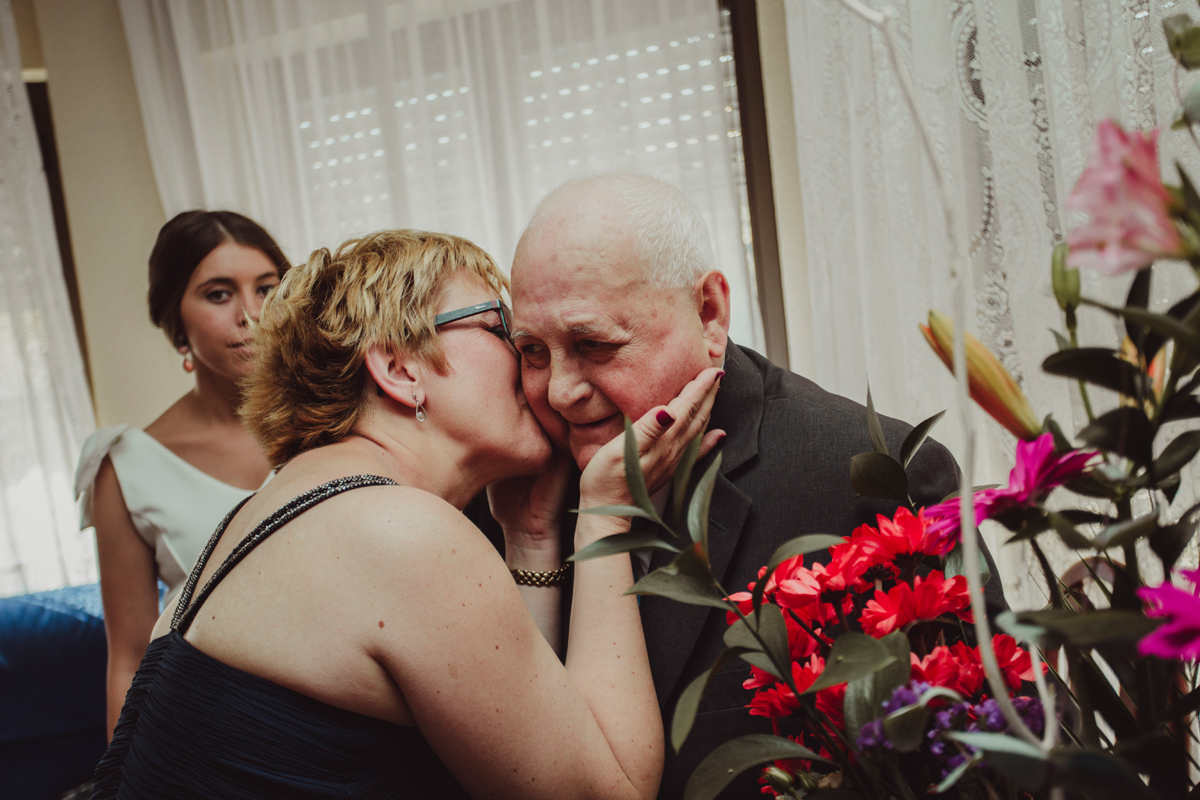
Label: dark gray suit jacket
xmin=468 ymin=341 xmax=1007 ymax=800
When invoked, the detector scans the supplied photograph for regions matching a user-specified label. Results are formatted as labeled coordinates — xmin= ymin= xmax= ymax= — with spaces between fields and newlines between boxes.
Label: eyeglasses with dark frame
xmin=434 ymin=299 xmax=516 ymax=355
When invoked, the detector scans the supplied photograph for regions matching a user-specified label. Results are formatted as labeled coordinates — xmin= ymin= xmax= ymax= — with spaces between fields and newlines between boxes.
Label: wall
xmin=30 ymin=0 xmax=188 ymax=428
xmin=754 ymin=0 xmax=813 ymax=379
xmin=19 ymin=0 xmax=809 ymax=423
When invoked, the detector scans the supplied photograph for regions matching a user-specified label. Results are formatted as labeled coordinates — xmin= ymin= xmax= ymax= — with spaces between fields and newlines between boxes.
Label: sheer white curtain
xmin=785 ymin=0 xmax=1200 ymax=609
xmin=118 ymin=0 xmax=765 ymax=350
xmin=0 ymin=0 xmax=97 ymax=597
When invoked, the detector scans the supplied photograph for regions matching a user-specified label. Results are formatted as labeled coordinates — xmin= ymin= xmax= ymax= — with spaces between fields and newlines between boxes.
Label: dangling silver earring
xmin=412 ymin=392 xmax=427 ymax=422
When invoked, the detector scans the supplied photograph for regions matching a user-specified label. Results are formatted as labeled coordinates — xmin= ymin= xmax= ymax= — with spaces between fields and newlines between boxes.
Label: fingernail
xmin=716 ymin=370 xmax=726 ymax=381
xmin=656 ymin=409 xmax=675 ymax=427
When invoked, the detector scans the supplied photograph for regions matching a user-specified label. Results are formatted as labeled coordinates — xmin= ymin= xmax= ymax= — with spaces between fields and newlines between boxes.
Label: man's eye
xmin=520 ymin=343 xmax=549 ymax=365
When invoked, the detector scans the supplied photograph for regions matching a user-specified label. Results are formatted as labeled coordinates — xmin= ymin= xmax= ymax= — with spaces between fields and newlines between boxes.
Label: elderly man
xmin=496 ymin=173 xmax=1006 ymax=799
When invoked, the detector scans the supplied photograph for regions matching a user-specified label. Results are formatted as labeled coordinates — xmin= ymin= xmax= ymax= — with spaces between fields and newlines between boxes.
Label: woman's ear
xmin=694 ymin=269 xmax=731 ymax=361
xmin=364 ymin=343 xmax=423 ymax=409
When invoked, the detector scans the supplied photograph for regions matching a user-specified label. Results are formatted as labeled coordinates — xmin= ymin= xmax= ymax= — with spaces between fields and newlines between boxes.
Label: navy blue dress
xmin=92 ymin=476 xmax=472 ymax=800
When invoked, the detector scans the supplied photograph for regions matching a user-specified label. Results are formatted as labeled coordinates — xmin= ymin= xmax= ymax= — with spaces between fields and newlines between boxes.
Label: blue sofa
xmin=0 ymin=584 xmax=108 ymax=800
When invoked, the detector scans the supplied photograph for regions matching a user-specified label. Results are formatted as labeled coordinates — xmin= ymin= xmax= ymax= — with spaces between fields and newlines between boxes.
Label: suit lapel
xmin=640 ymin=342 xmax=762 ymax=705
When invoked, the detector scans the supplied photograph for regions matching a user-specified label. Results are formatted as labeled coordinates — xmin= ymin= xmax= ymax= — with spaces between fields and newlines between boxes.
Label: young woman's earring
xmin=412 ymin=392 xmax=426 ymax=422
xmin=178 ymin=345 xmax=194 ymax=373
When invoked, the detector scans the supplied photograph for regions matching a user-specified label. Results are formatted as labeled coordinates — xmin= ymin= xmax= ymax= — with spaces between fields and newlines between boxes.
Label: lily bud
xmin=1051 ymin=242 xmax=1080 ymax=312
xmin=921 ymin=310 xmax=1043 ymax=440
xmin=762 ymin=766 xmax=794 ymax=793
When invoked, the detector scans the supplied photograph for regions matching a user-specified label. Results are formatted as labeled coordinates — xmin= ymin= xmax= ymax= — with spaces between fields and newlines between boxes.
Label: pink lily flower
xmin=1138 ymin=568 xmax=1200 ymax=661
xmin=1066 ymin=119 xmax=1185 ymax=275
xmin=924 ymin=433 xmax=1099 ymax=548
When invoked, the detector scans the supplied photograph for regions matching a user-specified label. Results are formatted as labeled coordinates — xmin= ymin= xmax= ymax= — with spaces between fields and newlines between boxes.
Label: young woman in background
xmin=74 ymin=210 xmax=289 ymax=739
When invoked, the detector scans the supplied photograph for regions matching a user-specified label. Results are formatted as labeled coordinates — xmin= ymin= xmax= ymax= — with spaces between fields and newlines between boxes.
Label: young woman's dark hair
xmin=148 ymin=211 xmax=291 ymax=348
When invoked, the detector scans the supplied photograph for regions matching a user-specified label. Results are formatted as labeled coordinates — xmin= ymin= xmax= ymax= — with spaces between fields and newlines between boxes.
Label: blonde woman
xmin=92 ymin=230 xmax=724 ymax=800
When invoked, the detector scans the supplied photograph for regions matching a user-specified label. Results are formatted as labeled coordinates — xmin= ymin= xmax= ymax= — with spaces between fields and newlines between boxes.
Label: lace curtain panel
xmin=0 ymin=0 xmax=97 ymax=597
xmin=118 ymin=0 xmax=765 ymax=350
xmin=785 ymin=0 xmax=1200 ymax=610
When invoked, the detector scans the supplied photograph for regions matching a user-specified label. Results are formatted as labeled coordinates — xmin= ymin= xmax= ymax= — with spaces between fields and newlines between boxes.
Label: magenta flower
xmin=924 ymin=433 xmax=1098 ymax=547
xmin=1138 ymin=569 xmax=1200 ymax=661
xmin=1066 ymin=119 xmax=1185 ymax=275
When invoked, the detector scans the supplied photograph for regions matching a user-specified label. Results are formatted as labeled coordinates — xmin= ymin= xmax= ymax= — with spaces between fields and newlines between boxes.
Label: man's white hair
xmin=522 ymin=173 xmax=716 ymax=289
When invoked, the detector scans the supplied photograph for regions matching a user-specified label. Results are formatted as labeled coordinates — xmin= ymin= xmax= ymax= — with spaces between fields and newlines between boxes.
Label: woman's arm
xmin=369 ymin=368 xmax=724 ymax=800
xmin=487 ymin=453 xmax=572 ymax=656
xmin=92 ymin=457 xmax=161 ymax=741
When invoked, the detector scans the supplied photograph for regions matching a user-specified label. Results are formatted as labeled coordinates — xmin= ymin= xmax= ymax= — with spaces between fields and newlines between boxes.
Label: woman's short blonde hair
xmin=241 ymin=229 xmax=508 ymax=467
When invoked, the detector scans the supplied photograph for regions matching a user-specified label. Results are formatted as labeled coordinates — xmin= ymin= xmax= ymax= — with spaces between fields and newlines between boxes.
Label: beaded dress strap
xmin=171 ymin=475 xmax=398 ymax=634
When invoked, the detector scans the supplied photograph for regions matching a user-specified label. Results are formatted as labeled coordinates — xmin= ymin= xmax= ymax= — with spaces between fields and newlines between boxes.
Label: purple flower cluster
xmin=854 ymin=680 xmax=1045 ymax=781
xmin=929 ymin=697 xmax=1044 ymax=778
xmin=855 ymin=681 xmax=932 ymax=752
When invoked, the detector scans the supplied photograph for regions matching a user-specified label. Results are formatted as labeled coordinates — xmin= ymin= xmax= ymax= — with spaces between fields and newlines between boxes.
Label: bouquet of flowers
xmin=573 ymin=11 xmax=1200 ymax=800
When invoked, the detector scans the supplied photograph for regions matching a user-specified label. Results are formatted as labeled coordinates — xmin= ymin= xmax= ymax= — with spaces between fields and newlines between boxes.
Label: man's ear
xmin=364 ymin=342 xmax=423 ymax=409
xmin=695 ymin=269 xmax=731 ymax=361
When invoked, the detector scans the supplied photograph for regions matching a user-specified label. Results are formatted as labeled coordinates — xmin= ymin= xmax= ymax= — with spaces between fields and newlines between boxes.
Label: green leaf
xmin=569 ymin=530 xmax=681 ymax=562
xmin=1046 ymin=511 xmax=1096 ymax=550
xmin=622 ymin=416 xmax=660 ymax=522
xmin=683 ymin=734 xmax=831 ymax=800
xmin=866 ymin=387 xmax=889 ymax=456
xmin=1042 ymin=347 xmax=1143 ymax=396
xmin=723 ymin=606 xmax=791 ymax=685
xmin=670 ymin=433 xmax=703 ymax=526
xmin=1052 ymin=749 xmax=1158 ymax=800
xmin=1177 ymin=167 xmax=1200 ymax=235
xmin=749 ymin=533 xmax=845 ymax=614
xmin=1123 ymin=268 xmax=1153 ymax=348
xmin=671 ymin=647 xmax=753 ymax=753
xmin=575 ymin=504 xmax=660 ymax=519
xmin=843 ymin=631 xmax=910 ymax=742
xmin=1051 ymin=329 xmax=1072 ymax=352
xmin=1083 ymin=299 xmax=1200 ymax=360
xmin=805 ymin=632 xmax=897 ymax=694
xmin=687 ymin=453 xmax=722 ymax=549
xmin=626 ymin=543 xmax=727 ymax=610
xmin=1164 ymin=14 xmax=1195 ymax=60
xmin=1043 ymin=414 xmax=1073 ymax=453
xmin=1092 ymin=512 xmax=1158 ymax=551
xmin=1015 ymin=608 xmax=1159 ymax=648
xmin=996 ymin=610 xmax=1048 ymax=644
xmin=943 ymin=540 xmax=992 ymax=587
xmin=947 ymin=732 xmax=1048 ymax=789
xmin=1073 ymin=654 xmax=1139 ymax=742
xmin=883 ymin=703 xmax=928 ymax=752
xmin=1161 ymin=393 xmax=1200 ymax=423
xmin=900 ymin=410 xmax=945 ymax=468
xmin=1188 ymin=82 xmax=1200 ymax=126
xmin=1179 ymin=27 xmax=1200 ymax=69
xmin=939 ymin=484 xmax=1000 ymax=503
xmin=1151 ymin=501 xmax=1200 ymax=570
xmin=1154 ymin=430 xmax=1200 ymax=480
xmin=932 ymin=753 xmax=982 ymax=793
xmin=1078 ymin=407 xmax=1155 ymax=467
xmin=918 ymin=686 xmax=964 ymax=707
xmin=1164 ymin=683 xmax=1200 ymax=721
xmin=849 ymin=451 xmax=909 ymax=503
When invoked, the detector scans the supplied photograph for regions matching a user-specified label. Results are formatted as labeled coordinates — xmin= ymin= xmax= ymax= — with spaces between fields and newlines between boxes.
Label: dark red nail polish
xmin=656 ymin=409 xmax=675 ymax=426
